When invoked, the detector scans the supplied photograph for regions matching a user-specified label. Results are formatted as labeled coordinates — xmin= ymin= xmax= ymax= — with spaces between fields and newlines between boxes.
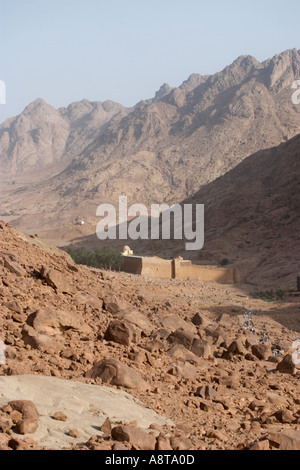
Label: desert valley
xmin=0 ymin=48 xmax=300 ymax=452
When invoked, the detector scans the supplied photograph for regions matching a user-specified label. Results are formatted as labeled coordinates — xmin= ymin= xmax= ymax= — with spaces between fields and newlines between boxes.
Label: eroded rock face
xmin=85 ymin=359 xmax=149 ymax=391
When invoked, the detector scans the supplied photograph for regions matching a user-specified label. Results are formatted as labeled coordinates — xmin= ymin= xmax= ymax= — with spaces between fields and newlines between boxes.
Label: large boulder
xmin=167 ymin=328 xmax=198 ymax=350
xmin=104 ymin=320 xmax=137 ymax=346
xmin=102 ymin=295 xmax=128 ymax=314
xmin=228 ymin=340 xmax=246 ymax=356
xmin=40 ymin=266 xmax=76 ymax=294
xmin=85 ymin=358 xmax=149 ymax=391
xmin=26 ymin=308 xmax=90 ymax=335
xmin=22 ymin=308 xmax=91 ymax=353
xmin=115 ymin=309 xmax=153 ymax=335
xmin=22 ymin=325 xmax=63 ymax=353
xmin=160 ymin=315 xmax=197 ymax=334
xmin=251 ymin=343 xmax=272 ymax=360
xmin=276 ymin=354 xmax=296 ymax=375
xmin=111 ymin=425 xmax=156 ymax=450
xmin=3 ymin=257 xmax=26 ymax=277
xmin=191 ymin=339 xmax=213 ymax=359
xmin=15 ymin=418 xmax=38 ymax=435
xmin=8 ymin=400 xmax=39 ymax=420
xmin=268 ymin=430 xmax=300 ymax=450
xmin=168 ymin=361 xmax=197 ymax=380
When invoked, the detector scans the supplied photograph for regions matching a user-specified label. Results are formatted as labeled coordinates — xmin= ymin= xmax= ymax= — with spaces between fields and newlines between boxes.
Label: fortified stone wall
xmin=173 ymin=259 xmax=240 ymax=283
xmin=122 ymin=255 xmax=240 ymax=283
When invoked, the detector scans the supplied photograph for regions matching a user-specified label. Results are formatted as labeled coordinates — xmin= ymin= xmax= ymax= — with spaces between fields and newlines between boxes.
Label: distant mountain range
xmin=1 ymin=49 xmax=300 ymax=286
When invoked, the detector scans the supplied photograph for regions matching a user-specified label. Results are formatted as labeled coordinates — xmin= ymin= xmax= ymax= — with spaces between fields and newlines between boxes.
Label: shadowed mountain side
xmin=62 ymin=134 xmax=300 ymax=289
xmin=204 ymin=303 xmax=300 ymax=334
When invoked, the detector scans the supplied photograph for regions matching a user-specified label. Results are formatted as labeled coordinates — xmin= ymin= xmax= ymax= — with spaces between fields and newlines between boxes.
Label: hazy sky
xmin=1 ymin=0 xmax=299 ymax=121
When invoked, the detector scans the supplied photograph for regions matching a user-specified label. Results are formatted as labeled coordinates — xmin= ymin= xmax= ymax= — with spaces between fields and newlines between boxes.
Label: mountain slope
xmin=129 ymin=134 xmax=300 ymax=287
xmin=1 ymin=49 xmax=300 ymax=246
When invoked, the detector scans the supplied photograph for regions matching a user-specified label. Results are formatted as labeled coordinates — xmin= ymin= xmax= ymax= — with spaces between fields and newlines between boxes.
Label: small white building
xmin=122 ymin=245 xmax=133 ymax=256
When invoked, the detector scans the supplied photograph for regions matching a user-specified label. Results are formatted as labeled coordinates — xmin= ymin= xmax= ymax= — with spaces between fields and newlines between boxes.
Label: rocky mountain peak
xmin=22 ymin=98 xmax=55 ymax=116
xmin=265 ymin=48 xmax=300 ymax=89
xmin=153 ymin=83 xmax=173 ymax=102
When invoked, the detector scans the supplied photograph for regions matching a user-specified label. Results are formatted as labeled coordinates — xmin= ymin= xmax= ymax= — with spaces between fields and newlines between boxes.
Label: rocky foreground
xmin=0 ymin=221 xmax=299 ymax=450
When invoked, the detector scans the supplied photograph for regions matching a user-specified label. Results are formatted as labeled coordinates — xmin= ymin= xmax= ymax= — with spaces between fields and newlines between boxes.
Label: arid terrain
xmin=0 ymin=222 xmax=299 ymax=450
xmin=1 ymin=47 xmax=300 ymax=452
xmin=1 ymin=49 xmax=300 ymax=248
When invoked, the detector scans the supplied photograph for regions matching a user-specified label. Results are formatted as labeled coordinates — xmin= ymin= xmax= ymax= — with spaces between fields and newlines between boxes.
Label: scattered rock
xmin=115 ymin=309 xmax=153 ymax=335
xmin=195 ymin=385 xmax=220 ymax=401
xmin=8 ymin=437 xmax=29 ymax=450
xmin=167 ymin=344 xmax=199 ymax=364
xmin=52 ymin=412 xmax=67 ymax=422
xmin=191 ymin=312 xmax=209 ymax=327
xmin=191 ymin=339 xmax=212 ymax=358
xmin=272 ymin=409 xmax=295 ymax=424
xmin=15 ymin=418 xmax=38 ymax=435
xmin=111 ymin=442 xmax=128 ymax=450
xmin=206 ymin=429 xmax=228 ymax=441
xmin=68 ymin=429 xmax=79 ymax=438
xmin=22 ymin=325 xmax=64 ymax=354
xmin=0 ymin=433 xmax=10 ymax=448
xmin=156 ymin=433 xmax=172 ymax=450
xmin=168 ymin=361 xmax=197 ymax=380
xmin=161 ymin=315 xmax=197 ymax=333
xmin=100 ymin=417 xmax=112 ymax=434
xmin=3 ymin=300 xmax=23 ymax=314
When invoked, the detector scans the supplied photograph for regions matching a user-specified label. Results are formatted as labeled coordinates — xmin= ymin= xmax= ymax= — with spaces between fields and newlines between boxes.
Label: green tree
xmin=94 ymin=246 xmax=124 ymax=270
xmin=68 ymin=247 xmax=96 ymax=267
xmin=68 ymin=246 xmax=124 ymax=271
